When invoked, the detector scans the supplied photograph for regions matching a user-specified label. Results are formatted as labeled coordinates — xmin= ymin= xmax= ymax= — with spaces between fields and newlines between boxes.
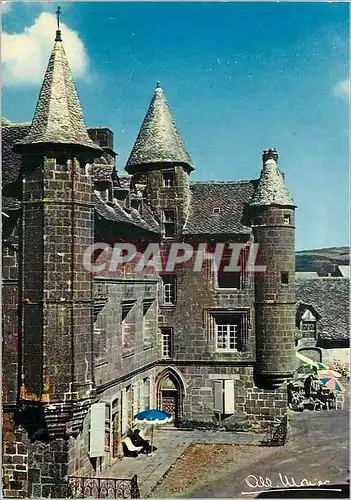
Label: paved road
xmin=187 ymin=390 xmax=349 ymax=498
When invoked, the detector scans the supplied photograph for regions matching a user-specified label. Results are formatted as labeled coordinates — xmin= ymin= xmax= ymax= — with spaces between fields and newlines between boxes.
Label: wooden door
xmin=161 ymin=390 xmax=178 ymax=424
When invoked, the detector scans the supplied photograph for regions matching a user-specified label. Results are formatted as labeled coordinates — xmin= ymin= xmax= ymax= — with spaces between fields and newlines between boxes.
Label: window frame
xmin=300 ymin=320 xmax=317 ymax=339
xmin=204 ymin=309 xmax=250 ymax=354
xmin=215 ymin=322 xmax=239 ymax=352
xmin=162 ymin=170 xmax=175 ymax=188
xmin=283 ymin=214 xmax=291 ymax=225
xmin=162 ymin=209 xmax=176 ymax=237
xmin=161 ymin=327 xmax=173 ymax=358
xmin=160 ymin=274 xmax=176 ymax=306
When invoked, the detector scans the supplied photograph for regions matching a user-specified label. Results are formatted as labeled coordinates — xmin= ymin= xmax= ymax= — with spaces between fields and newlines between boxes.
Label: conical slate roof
xmin=250 ymin=149 xmax=295 ymax=206
xmin=125 ymin=84 xmax=193 ymax=173
xmin=16 ymin=30 xmax=101 ymax=153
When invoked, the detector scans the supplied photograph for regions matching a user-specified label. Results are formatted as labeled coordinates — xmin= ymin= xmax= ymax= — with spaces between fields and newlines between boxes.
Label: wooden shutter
xmin=121 ymin=389 xmax=128 ymax=434
xmin=224 ymin=380 xmax=235 ymax=414
xmin=213 ymin=380 xmax=223 ymax=413
xmin=89 ymin=403 xmax=105 ymax=457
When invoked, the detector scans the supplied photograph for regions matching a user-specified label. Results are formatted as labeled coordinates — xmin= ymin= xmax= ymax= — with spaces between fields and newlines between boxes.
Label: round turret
xmin=251 ymin=149 xmax=297 ymax=389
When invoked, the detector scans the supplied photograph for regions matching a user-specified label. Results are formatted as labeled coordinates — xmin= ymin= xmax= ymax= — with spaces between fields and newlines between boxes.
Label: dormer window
xmin=283 ymin=214 xmax=291 ymax=225
xmin=162 ymin=170 xmax=174 ymax=188
xmin=212 ymin=208 xmax=220 ymax=215
xmin=301 ymin=321 xmax=316 ymax=339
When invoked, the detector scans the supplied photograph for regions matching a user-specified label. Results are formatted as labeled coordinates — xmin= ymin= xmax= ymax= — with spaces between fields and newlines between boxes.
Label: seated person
xmin=130 ymin=428 xmax=152 ymax=454
xmin=121 ymin=434 xmax=143 ymax=457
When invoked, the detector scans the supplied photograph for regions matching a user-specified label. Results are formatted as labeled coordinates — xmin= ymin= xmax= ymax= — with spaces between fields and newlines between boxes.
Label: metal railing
xmin=67 ymin=475 xmax=140 ymax=498
xmin=261 ymin=414 xmax=288 ymax=447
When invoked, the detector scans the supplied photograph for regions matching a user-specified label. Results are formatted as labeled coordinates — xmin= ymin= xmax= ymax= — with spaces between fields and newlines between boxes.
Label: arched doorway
xmin=156 ymin=368 xmax=185 ymax=425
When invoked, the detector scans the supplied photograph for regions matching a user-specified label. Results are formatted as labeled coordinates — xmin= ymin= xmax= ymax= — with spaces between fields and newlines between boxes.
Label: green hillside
xmin=295 ymin=247 xmax=349 ymax=276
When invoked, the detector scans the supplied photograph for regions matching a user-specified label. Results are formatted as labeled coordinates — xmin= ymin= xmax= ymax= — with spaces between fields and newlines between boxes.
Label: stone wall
xmin=2 ymin=244 xmax=20 ymax=404
xmin=165 ymin=364 xmax=287 ymax=432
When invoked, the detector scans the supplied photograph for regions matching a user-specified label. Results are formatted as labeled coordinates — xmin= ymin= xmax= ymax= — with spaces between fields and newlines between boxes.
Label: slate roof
xmin=125 ymin=84 xmax=193 ymax=173
xmin=15 ymin=31 xmax=101 ymax=153
xmin=183 ymin=180 xmax=257 ymax=235
xmin=295 ymin=278 xmax=350 ymax=341
xmin=251 ymin=152 xmax=295 ymax=207
xmin=94 ymin=193 xmax=160 ymax=234
xmin=140 ymin=202 xmax=161 ymax=233
xmin=2 ymin=123 xmax=31 ymax=185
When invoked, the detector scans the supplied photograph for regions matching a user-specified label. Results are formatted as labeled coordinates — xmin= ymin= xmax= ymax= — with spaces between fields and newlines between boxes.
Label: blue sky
xmin=2 ymin=1 xmax=349 ymax=251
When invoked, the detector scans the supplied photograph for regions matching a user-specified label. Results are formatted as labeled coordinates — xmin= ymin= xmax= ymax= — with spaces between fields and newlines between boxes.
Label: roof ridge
xmin=190 ymin=179 xmax=257 ymax=185
xmin=5 ymin=122 xmax=32 ymax=127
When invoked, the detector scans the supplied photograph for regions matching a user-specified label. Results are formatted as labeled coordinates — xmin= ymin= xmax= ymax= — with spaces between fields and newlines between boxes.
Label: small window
xmin=301 ymin=321 xmax=316 ymax=339
xmin=212 ymin=208 xmax=220 ymax=215
xmin=161 ymin=327 xmax=173 ymax=358
xmin=121 ymin=300 xmax=137 ymax=350
xmin=161 ymin=275 xmax=176 ymax=305
xmin=162 ymin=171 xmax=174 ymax=188
xmin=217 ymin=272 xmax=241 ymax=289
xmin=216 ymin=252 xmax=242 ymax=289
xmin=143 ymin=299 xmax=155 ymax=345
xmin=283 ymin=214 xmax=291 ymax=225
xmin=281 ymin=272 xmax=289 ymax=284
xmin=163 ymin=210 xmax=175 ymax=237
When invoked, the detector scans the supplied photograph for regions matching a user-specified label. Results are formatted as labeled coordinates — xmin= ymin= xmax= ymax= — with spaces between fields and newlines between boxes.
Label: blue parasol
xmin=134 ymin=409 xmax=173 ymax=455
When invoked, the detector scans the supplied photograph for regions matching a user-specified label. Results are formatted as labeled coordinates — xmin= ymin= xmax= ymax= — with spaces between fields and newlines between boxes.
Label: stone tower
xmin=125 ymin=83 xmax=193 ymax=234
xmin=251 ymin=148 xmax=296 ymax=389
xmin=14 ymin=26 xmax=101 ymax=437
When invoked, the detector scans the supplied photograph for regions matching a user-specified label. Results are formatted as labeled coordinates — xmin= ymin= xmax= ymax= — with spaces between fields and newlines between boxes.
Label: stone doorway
xmin=156 ymin=368 xmax=185 ymax=425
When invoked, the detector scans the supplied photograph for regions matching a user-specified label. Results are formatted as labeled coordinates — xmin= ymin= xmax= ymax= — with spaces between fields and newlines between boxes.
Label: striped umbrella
xmin=319 ymin=376 xmax=345 ymax=393
xmin=318 ymin=369 xmax=342 ymax=379
xmin=296 ymin=351 xmax=329 ymax=370
xmin=134 ymin=409 xmax=173 ymax=456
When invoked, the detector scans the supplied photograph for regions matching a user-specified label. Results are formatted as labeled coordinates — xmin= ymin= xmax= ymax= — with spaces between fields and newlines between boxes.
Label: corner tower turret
xmin=251 ymin=148 xmax=296 ymax=389
xmin=125 ymin=83 xmax=193 ymax=233
xmin=14 ymin=22 xmax=101 ymax=427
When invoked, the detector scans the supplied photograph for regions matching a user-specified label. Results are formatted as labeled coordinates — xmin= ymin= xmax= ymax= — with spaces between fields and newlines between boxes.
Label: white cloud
xmin=2 ymin=12 xmax=89 ymax=85
xmin=2 ymin=2 xmax=13 ymax=14
xmin=333 ymin=79 xmax=350 ymax=101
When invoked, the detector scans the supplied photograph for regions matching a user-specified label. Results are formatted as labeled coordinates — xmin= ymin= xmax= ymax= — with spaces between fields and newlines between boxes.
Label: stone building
xmin=295 ymin=277 xmax=350 ymax=372
xmin=2 ymin=26 xmax=297 ymax=497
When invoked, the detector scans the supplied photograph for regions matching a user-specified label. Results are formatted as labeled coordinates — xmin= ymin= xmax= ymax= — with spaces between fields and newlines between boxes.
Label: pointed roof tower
xmin=15 ymin=14 xmax=101 ymax=154
xmin=125 ymin=83 xmax=193 ymax=173
xmin=250 ymin=148 xmax=295 ymax=206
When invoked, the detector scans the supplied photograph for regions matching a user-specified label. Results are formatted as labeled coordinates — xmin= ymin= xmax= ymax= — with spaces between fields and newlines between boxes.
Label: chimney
xmin=262 ymin=148 xmax=278 ymax=164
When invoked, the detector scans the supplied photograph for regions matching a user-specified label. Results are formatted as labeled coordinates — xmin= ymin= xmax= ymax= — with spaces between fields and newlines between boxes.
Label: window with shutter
xmin=143 ymin=378 xmax=150 ymax=410
xmin=213 ymin=380 xmax=235 ymax=415
xmin=224 ymin=380 xmax=235 ymax=414
xmin=213 ymin=380 xmax=223 ymax=413
xmin=121 ymin=389 xmax=128 ymax=434
xmin=143 ymin=299 xmax=155 ymax=345
xmin=121 ymin=300 xmax=137 ymax=350
xmin=89 ymin=403 xmax=106 ymax=457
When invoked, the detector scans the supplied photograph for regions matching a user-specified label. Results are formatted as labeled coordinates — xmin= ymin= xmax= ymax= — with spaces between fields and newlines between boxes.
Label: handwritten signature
xmin=245 ymin=473 xmax=330 ymax=490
